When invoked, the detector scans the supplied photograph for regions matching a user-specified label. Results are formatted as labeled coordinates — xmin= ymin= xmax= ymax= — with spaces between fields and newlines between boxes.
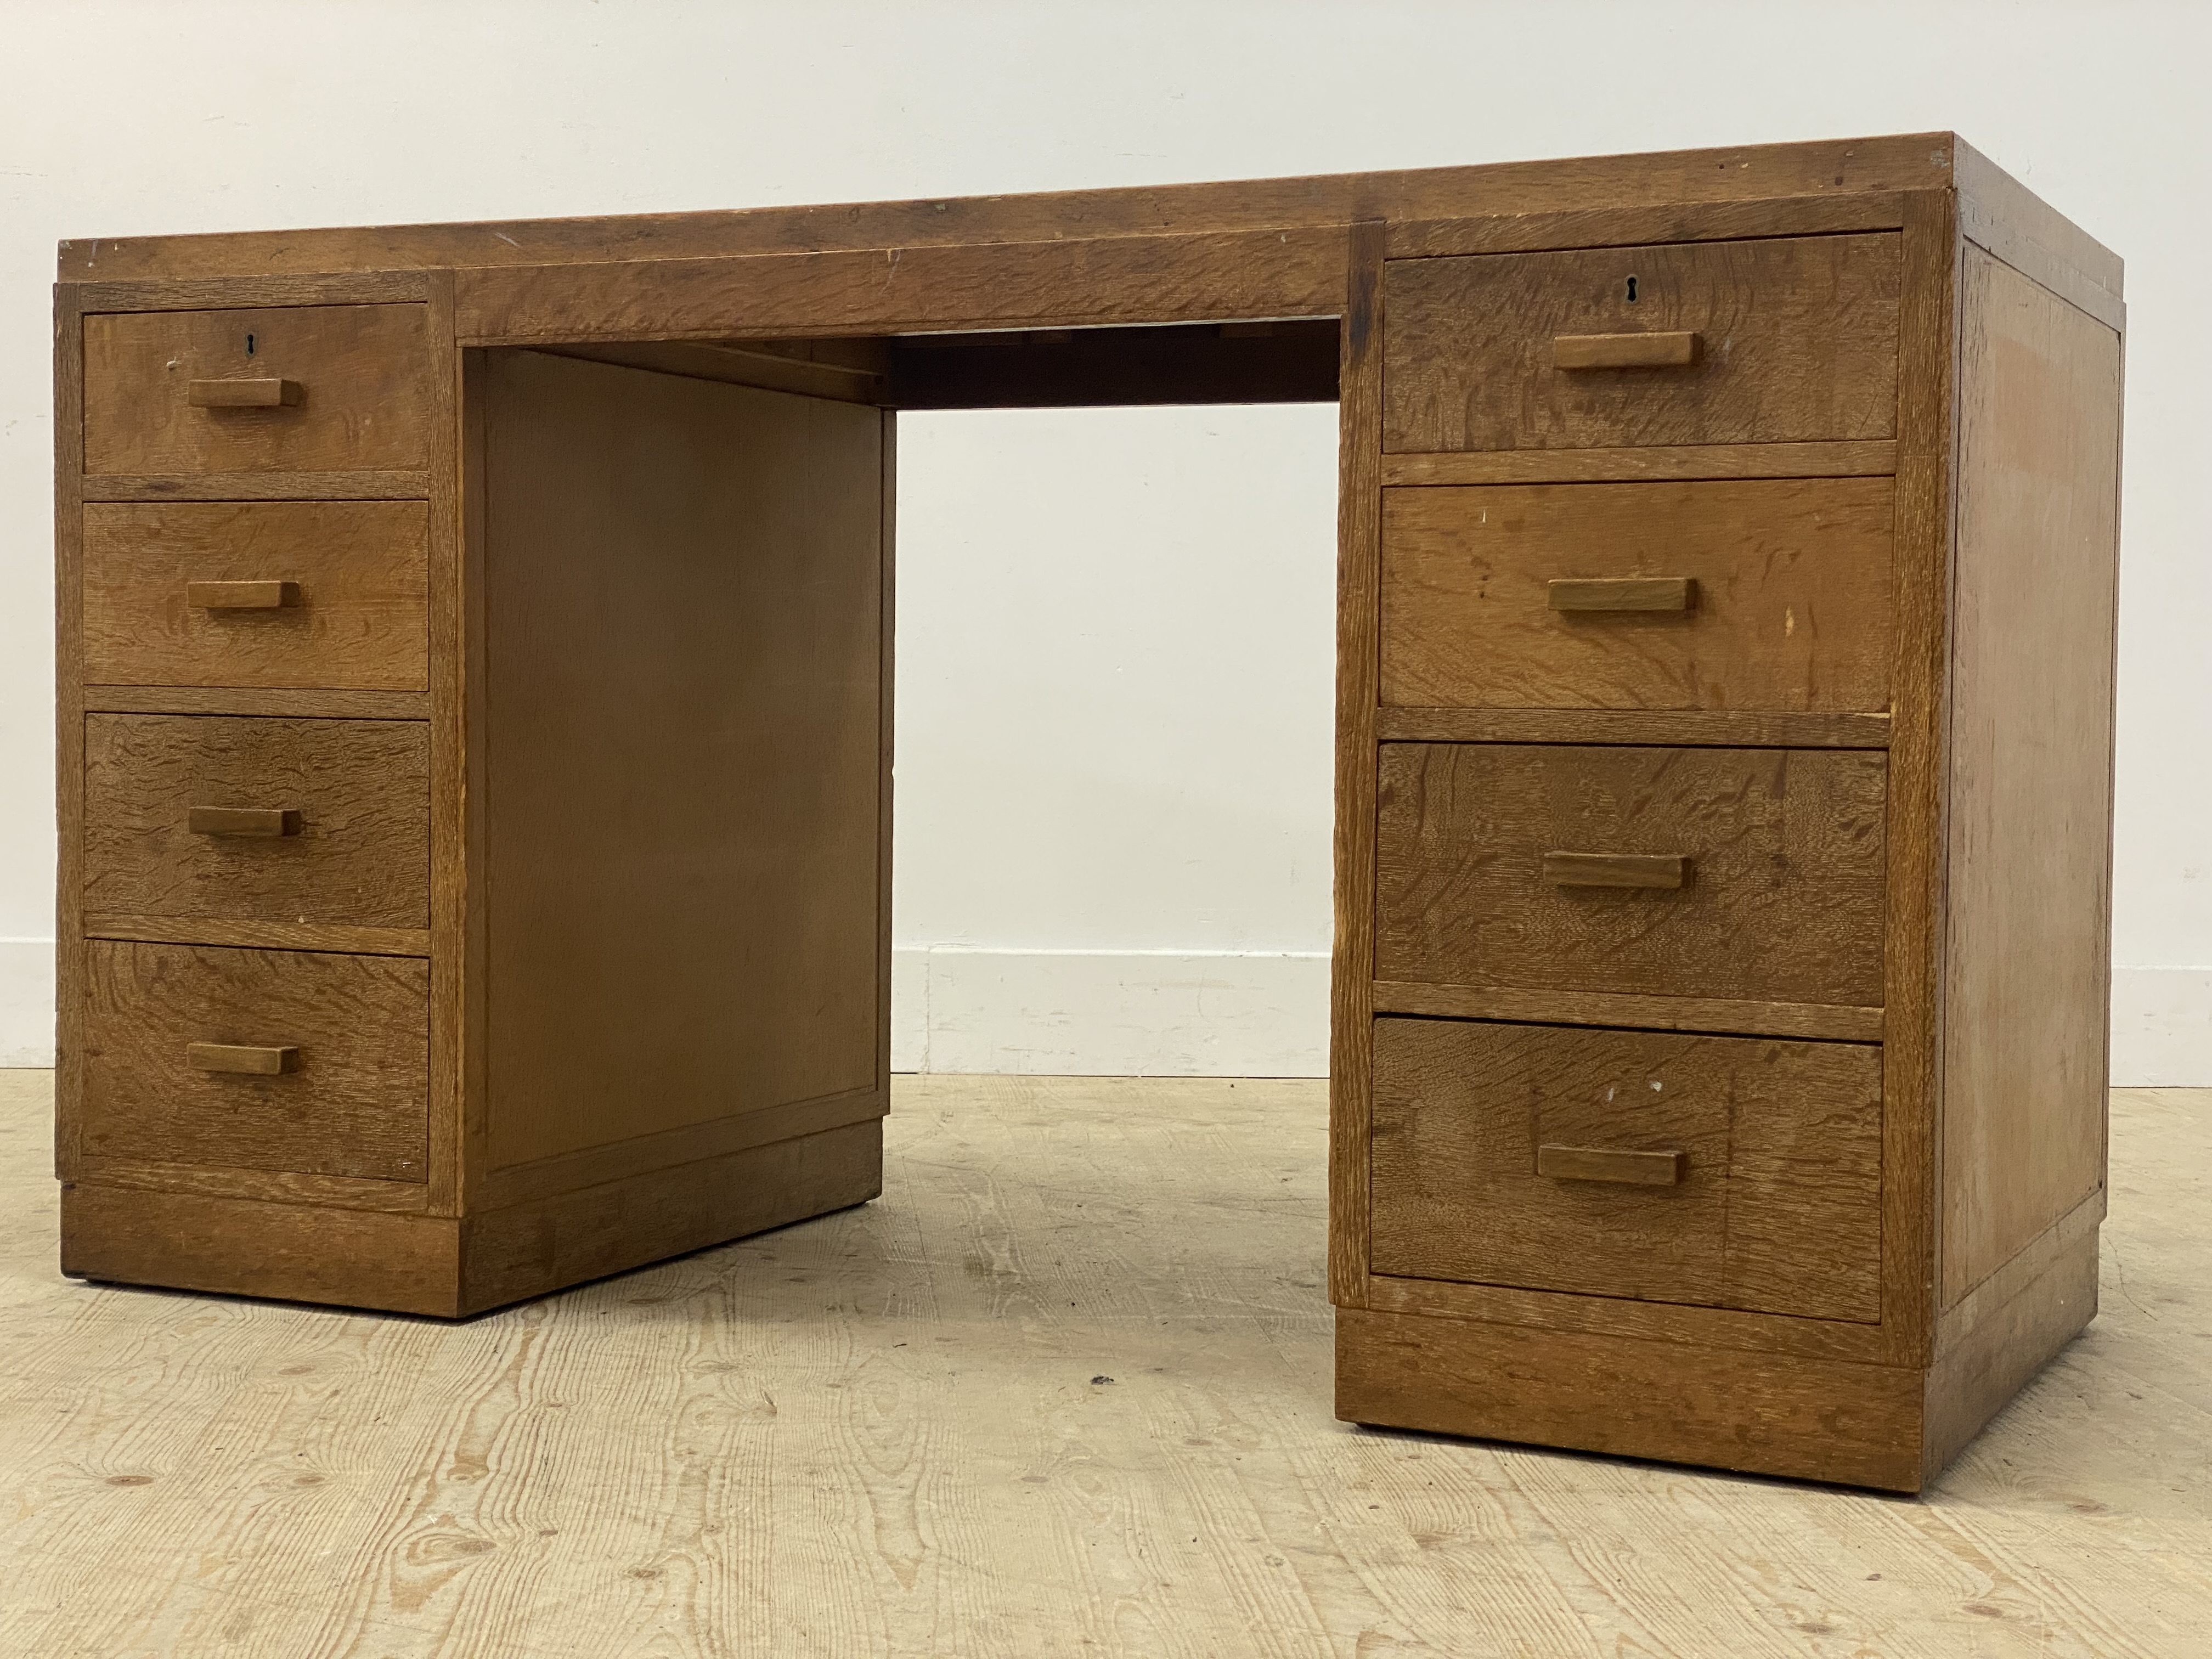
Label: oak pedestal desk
xmin=53 ymin=132 xmax=2123 ymax=1492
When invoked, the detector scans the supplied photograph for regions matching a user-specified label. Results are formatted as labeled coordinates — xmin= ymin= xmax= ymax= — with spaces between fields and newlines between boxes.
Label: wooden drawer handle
xmin=1538 ymin=1144 xmax=1686 ymax=1185
xmin=187 ymin=579 xmax=301 ymax=610
xmin=188 ymin=806 xmax=302 ymax=838
xmin=188 ymin=377 xmax=304 ymax=408
xmin=1544 ymin=851 xmax=1687 ymax=889
xmin=1548 ymin=577 xmax=1694 ymax=613
xmin=187 ymin=1041 xmax=300 ymax=1076
xmin=1553 ymin=331 xmax=1700 ymax=370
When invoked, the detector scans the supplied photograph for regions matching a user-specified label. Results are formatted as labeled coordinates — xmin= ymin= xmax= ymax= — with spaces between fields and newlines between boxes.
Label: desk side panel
xmin=475 ymin=349 xmax=887 ymax=1206
xmin=1938 ymin=246 xmax=2121 ymax=1315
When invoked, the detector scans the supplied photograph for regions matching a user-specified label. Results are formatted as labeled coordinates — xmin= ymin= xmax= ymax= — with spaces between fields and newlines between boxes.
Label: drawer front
xmin=1371 ymin=1017 xmax=1881 ymax=1321
xmin=1381 ymin=478 xmax=1894 ymax=712
xmin=1375 ymin=743 xmax=1885 ymax=1006
xmin=83 ymin=304 xmax=431 ymax=476
xmin=80 ymin=940 xmax=429 ymax=1181
xmin=83 ymin=715 xmax=430 ymax=928
xmin=83 ymin=501 xmax=430 ymax=691
xmin=1383 ymin=234 xmax=1900 ymax=453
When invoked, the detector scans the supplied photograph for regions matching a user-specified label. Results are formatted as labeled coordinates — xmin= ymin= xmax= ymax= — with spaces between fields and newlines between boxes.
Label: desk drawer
xmin=82 ymin=303 xmax=431 ymax=477
xmin=1382 ymin=234 xmax=1900 ymax=454
xmin=80 ymin=940 xmax=428 ymax=1181
xmin=1375 ymin=743 xmax=1884 ymax=1006
xmin=1381 ymin=478 xmax=1894 ymax=712
xmin=83 ymin=714 xmax=430 ymax=929
xmin=1370 ymin=1017 xmax=1881 ymax=1321
xmin=83 ymin=501 xmax=430 ymax=691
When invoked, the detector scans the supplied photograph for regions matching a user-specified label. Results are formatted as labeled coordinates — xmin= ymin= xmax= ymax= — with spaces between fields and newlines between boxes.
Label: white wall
xmin=2 ymin=1 xmax=2207 ymax=1076
xmin=891 ymin=406 xmax=1337 ymax=1074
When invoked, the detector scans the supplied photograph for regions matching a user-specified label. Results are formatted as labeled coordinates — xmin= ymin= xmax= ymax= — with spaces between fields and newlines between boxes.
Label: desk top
xmin=55 ymin=131 xmax=2118 ymax=306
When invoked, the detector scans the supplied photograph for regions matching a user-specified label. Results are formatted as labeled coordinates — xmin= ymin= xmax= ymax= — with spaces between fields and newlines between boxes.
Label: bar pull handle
xmin=188 ymin=806 xmax=302 ymax=838
xmin=188 ymin=377 xmax=304 ymax=408
xmin=187 ymin=1041 xmax=300 ymax=1076
xmin=1553 ymin=331 xmax=1700 ymax=370
xmin=1548 ymin=577 xmax=1694 ymax=613
xmin=187 ymin=580 xmax=301 ymax=610
xmin=1544 ymin=851 xmax=1687 ymax=890
xmin=1538 ymin=1144 xmax=1686 ymax=1186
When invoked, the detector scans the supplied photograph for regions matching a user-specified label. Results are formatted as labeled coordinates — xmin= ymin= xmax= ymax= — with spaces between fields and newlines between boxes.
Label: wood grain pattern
xmin=4 ymin=1073 xmax=2200 ymax=1652
xmin=1375 ymin=743 xmax=1888 ymax=1006
xmin=459 ymin=227 xmax=1348 ymax=344
xmin=1878 ymin=189 xmax=1961 ymax=1372
xmin=1328 ymin=222 xmax=1386 ymax=1310
xmin=476 ymin=1084 xmax=886 ymax=1210
xmin=1384 ymin=234 xmax=1901 ymax=453
xmin=1938 ymin=1187 xmax=2103 ymax=1362
xmin=459 ymin=1120 xmax=882 ymax=1314
xmin=182 ymin=805 xmax=299 ymax=838
xmin=82 ymin=470 xmax=430 ymax=502
xmin=452 ymin=341 xmax=489 ymax=1220
xmin=64 ymin=1121 xmax=880 ymax=1318
xmin=1923 ymin=1231 xmax=2099 ymax=1482
xmin=67 ymin=1156 xmax=432 ymax=1214
xmin=1336 ymin=1307 xmax=1923 ymax=1490
xmin=83 ymin=305 xmax=431 ymax=476
xmin=1381 ymin=479 xmax=1894 ymax=712
xmin=481 ymin=351 xmax=884 ymax=1169
xmin=1939 ymin=246 xmax=2121 ymax=1308
xmin=185 ymin=1041 xmax=297 ymax=1074
xmin=1377 ymin=706 xmax=1892 ymax=748
xmin=53 ymin=284 xmax=87 ymax=1182
xmin=1545 ymin=575 xmax=1693 ymax=612
xmin=1370 ymin=1018 xmax=1883 ymax=1321
xmin=1536 ymin=1144 xmax=1686 ymax=1184
xmin=1542 ymin=851 xmax=1687 ymax=888
xmin=72 ymin=271 xmax=432 ymax=310
xmin=83 ymin=501 xmax=429 ymax=691
xmin=82 ymin=914 xmax=430 ymax=958
xmin=59 ymin=133 xmax=1956 ymax=280
xmin=83 ymin=685 xmax=428 ymax=719
xmin=1365 ymin=1270 xmax=1891 ymax=1365
xmin=82 ymin=714 xmax=429 ymax=929
xmin=875 ymin=411 xmax=898 ymax=1135
xmin=182 ymin=579 xmax=298 ymax=609
xmin=1380 ymin=439 xmax=1897 ymax=486
xmin=187 ymin=377 xmax=301 ymax=408
xmin=1553 ymin=330 xmax=1700 ymax=369
xmin=80 ymin=941 xmax=429 ymax=1182
xmin=1386 ymin=190 xmax=1909 ymax=259
xmin=1372 ymin=979 xmax=1883 ymax=1041
xmin=1953 ymin=136 xmax=2125 ymax=326
xmin=533 ymin=338 xmax=890 ymax=405
xmin=421 ymin=269 xmax=465 ymax=1220
xmin=60 ymin=1183 xmax=460 ymax=1314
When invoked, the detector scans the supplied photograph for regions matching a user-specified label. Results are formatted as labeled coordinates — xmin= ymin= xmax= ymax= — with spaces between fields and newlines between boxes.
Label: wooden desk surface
xmin=56 ymin=133 xmax=2117 ymax=324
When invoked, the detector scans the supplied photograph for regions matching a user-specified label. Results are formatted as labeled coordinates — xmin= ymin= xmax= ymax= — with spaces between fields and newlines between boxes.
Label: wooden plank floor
xmin=1 ymin=1071 xmax=2205 ymax=1657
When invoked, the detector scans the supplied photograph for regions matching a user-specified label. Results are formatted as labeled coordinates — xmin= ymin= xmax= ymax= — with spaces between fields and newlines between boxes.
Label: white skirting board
xmin=3 ymin=939 xmax=2204 ymax=1082
xmin=2107 ymin=967 xmax=2212 ymax=1086
xmin=0 ymin=940 xmax=55 ymax=1068
xmin=893 ymin=946 xmax=1330 ymax=1077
